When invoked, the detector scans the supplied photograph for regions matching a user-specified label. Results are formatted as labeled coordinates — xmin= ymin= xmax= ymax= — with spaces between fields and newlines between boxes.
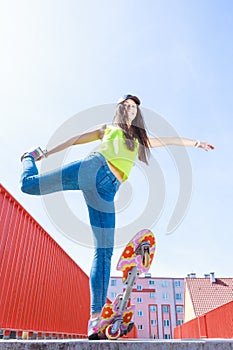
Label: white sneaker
xmin=87 ymin=317 xmax=100 ymax=340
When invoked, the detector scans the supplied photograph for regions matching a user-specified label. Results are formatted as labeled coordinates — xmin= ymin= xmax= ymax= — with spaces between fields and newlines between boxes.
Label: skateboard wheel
xmin=105 ymin=324 xmax=121 ymax=340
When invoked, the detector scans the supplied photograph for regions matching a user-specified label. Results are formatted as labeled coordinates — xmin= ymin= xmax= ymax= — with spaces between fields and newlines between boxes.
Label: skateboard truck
xmin=106 ymin=266 xmax=137 ymax=338
xmin=98 ymin=230 xmax=155 ymax=340
xmin=108 ymin=317 xmax=123 ymax=335
xmin=135 ymin=241 xmax=150 ymax=268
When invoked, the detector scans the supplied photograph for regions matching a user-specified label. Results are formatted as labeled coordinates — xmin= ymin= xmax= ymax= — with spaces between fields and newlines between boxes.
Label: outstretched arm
xmin=149 ymin=137 xmax=215 ymax=151
xmin=45 ymin=124 xmax=106 ymax=157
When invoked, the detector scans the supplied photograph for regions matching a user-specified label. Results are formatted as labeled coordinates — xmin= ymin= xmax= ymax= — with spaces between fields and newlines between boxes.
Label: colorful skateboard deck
xmin=97 ymin=229 xmax=156 ymax=340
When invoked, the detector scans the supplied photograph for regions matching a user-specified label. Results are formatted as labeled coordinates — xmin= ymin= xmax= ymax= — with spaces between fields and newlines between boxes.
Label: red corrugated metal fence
xmin=0 ymin=183 xmax=90 ymax=338
xmin=174 ymin=300 xmax=233 ymax=339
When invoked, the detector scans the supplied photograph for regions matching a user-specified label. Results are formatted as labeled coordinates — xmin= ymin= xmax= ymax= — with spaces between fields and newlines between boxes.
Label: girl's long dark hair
xmin=113 ymin=103 xmax=151 ymax=164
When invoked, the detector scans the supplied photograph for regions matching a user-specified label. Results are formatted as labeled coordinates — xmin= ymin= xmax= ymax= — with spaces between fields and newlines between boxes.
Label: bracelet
xmin=194 ymin=140 xmax=201 ymax=148
xmin=43 ymin=149 xmax=48 ymax=158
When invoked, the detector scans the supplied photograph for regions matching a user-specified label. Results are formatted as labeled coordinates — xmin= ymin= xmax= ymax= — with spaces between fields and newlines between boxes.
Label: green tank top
xmin=98 ymin=125 xmax=139 ymax=181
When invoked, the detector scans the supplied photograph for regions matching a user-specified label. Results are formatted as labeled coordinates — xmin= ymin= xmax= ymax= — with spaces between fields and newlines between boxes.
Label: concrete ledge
xmin=1 ymin=339 xmax=233 ymax=350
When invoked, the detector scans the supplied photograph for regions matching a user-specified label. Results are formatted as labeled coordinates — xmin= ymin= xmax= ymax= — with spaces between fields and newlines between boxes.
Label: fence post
xmin=198 ymin=315 xmax=208 ymax=338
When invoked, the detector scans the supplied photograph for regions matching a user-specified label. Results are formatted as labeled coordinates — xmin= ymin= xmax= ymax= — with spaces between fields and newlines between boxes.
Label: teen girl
xmin=20 ymin=94 xmax=214 ymax=339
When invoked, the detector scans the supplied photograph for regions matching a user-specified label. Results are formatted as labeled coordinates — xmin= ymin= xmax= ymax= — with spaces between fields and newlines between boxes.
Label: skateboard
xmin=97 ymin=228 xmax=156 ymax=340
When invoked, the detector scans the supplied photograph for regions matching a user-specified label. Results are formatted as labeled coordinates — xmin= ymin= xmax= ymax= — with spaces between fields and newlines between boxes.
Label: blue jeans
xmin=20 ymin=152 xmax=121 ymax=315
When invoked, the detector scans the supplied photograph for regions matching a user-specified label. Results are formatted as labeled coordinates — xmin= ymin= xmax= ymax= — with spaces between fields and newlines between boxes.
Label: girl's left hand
xmin=199 ymin=142 xmax=215 ymax=151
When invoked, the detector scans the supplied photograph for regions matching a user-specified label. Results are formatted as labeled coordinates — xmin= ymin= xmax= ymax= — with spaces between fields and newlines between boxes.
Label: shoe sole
xmin=88 ymin=333 xmax=100 ymax=340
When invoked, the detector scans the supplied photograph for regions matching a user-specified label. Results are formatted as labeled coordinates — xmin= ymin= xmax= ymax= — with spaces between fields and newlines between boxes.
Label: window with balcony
xmin=150 ymin=305 xmax=157 ymax=312
xmin=162 ymin=305 xmax=169 ymax=313
xmin=164 ymin=334 xmax=171 ymax=339
xmin=176 ymin=305 xmax=184 ymax=313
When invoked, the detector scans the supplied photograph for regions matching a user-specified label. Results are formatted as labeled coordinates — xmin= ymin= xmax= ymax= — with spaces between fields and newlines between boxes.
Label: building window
xmin=138 ymin=311 xmax=143 ymax=317
xmin=175 ymin=293 xmax=182 ymax=300
xmin=150 ymin=292 xmax=156 ymax=298
xmin=176 ymin=306 xmax=184 ymax=313
xmin=177 ymin=320 xmax=184 ymax=326
xmin=110 ymin=292 xmax=117 ymax=299
xmin=150 ymin=305 xmax=157 ymax=312
xmin=162 ymin=305 xmax=169 ymax=313
xmin=137 ymin=285 xmax=142 ymax=291
xmin=174 ymin=280 xmax=181 ymax=287
xmin=162 ymin=293 xmax=168 ymax=299
xmin=150 ymin=319 xmax=157 ymax=326
xmin=161 ymin=281 xmax=168 ymax=287
xmin=138 ymin=325 xmax=144 ymax=330
xmin=111 ymin=279 xmax=116 ymax=286
xmin=149 ymin=280 xmax=155 ymax=285
xmin=164 ymin=320 xmax=170 ymax=327
xmin=164 ymin=334 xmax=171 ymax=339
xmin=137 ymin=297 xmax=143 ymax=303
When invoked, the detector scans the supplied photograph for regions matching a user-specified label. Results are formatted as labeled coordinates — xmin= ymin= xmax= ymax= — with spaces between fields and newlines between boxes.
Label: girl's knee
xmin=20 ymin=180 xmax=40 ymax=195
xmin=106 ymin=247 xmax=113 ymax=260
xmin=94 ymin=247 xmax=113 ymax=260
xmin=21 ymin=183 xmax=33 ymax=195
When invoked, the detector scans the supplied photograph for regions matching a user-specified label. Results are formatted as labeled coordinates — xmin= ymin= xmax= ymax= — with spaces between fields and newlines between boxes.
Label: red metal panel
xmin=174 ymin=300 xmax=233 ymax=339
xmin=0 ymin=184 xmax=90 ymax=336
xmin=205 ymin=300 xmax=233 ymax=338
xmin=174 ymin=317 xmax=199 ymax=339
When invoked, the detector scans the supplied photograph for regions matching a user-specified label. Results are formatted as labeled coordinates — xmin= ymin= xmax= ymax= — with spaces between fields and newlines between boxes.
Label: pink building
xmin=107 ymin=273 xmax=184 ymax=339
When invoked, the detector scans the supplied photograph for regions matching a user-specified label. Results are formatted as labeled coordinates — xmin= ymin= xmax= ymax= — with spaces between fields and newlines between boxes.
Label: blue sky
xmin=1 ymin=0 xmax=233 ymax=278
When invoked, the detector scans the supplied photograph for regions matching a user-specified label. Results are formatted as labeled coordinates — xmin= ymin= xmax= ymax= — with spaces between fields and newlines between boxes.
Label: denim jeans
xmin=20 ymin=152 xmax=121 ymax=315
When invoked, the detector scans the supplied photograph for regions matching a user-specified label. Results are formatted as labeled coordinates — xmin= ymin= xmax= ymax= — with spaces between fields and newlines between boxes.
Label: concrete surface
xmin=0 ymin=339 xmax=233 ymax=350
